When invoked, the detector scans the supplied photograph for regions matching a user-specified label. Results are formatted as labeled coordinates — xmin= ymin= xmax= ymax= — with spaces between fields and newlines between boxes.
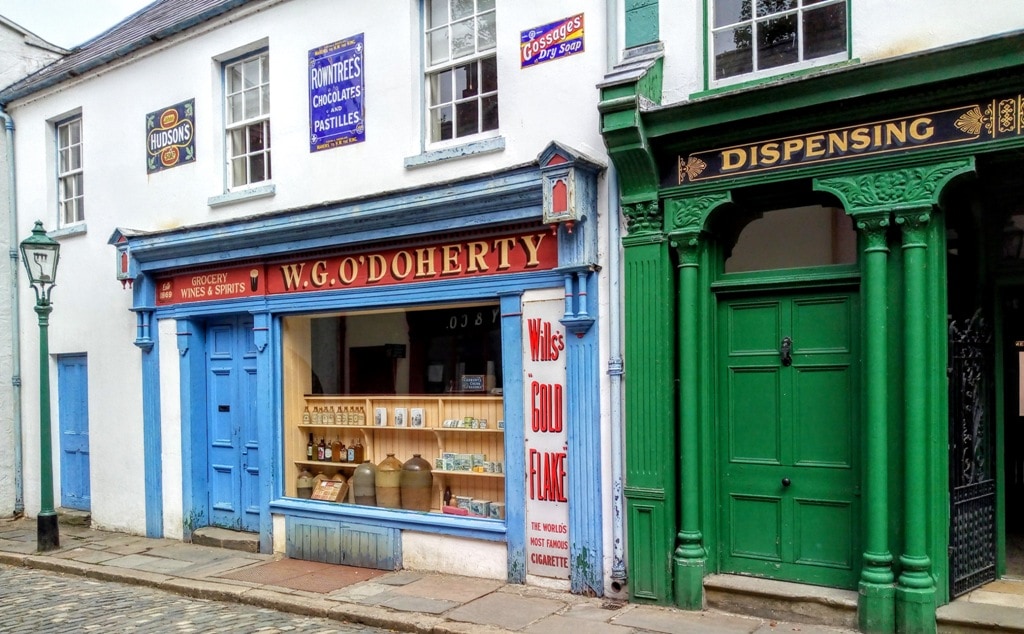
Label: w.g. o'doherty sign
xmin=146 ymin=99 xmax=195 ymax=173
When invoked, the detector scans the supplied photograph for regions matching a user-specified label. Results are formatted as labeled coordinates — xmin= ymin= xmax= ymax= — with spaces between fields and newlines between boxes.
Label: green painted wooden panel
xmin=625 ymin=0 xmax=659 ymax=48
xmin=718 ymin=289 xmax=860 ymax=589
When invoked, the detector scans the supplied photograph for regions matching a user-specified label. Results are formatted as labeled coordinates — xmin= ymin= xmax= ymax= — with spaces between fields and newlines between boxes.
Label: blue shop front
xmin=112 ymin=143 xmax=608 ymax=592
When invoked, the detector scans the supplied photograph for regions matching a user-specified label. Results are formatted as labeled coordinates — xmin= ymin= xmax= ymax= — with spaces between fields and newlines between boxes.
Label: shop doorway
xmin=205 ymin=315 xmax=260 ymax=532
xmin=716 ymin=289 xmax=861 ymax=589
xmin=57 ymin=354 xmax=90 ymax=511
xmin=1000 ymin=292 xmax=1024 ymax=579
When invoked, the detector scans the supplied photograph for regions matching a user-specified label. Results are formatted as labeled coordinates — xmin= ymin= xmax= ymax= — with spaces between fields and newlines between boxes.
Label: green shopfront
xmin=599 ymin=32 xmax=1024 ymax=633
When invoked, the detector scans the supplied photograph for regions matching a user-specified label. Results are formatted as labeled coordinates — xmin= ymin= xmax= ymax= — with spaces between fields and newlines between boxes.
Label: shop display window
xmin=282 ymin=302 xmax=505 ymax=520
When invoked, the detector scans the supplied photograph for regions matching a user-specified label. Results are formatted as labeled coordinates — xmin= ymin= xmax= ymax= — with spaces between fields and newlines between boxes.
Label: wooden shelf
xmin=434 ymin=470 xmax=505 ymax=478
xmin=294 ymin=460 xmax=360 ymax=468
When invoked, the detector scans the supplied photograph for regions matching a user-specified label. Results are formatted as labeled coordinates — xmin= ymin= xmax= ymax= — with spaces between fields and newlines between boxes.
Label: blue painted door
xmin=206 ymin=316 xmax=260 ymax=532
xmin=58 ymin=354 xmax=90 ymax=510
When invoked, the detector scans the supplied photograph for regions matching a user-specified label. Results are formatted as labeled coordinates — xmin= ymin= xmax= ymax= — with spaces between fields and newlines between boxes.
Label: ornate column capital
xmin=895 ymin=209 xmax=932 ymax=248
xmin=622 ymin=199 xmax=662 ymax=236
xmin=853 ymin=212 xmax=892 ymax=253
xmin=668 ymin=231 xmax=706 ymax=267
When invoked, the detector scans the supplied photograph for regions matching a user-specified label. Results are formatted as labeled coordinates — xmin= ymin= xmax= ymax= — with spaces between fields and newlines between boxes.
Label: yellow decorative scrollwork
xmin=954 ymin=106 xmax=985 ymax=137
xmin=677 ymin=156 xmax=708 ymax=184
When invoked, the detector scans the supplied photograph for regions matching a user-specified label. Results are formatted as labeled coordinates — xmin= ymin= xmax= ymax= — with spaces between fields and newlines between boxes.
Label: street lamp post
xmin=20 ymin=220 xmax=61 ymax=552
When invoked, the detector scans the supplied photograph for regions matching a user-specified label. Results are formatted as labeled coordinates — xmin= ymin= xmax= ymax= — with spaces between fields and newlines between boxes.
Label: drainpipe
xmin=0 ymin=105 xmax=24 ymax=517
xmin=607 ymin=168 xmax=627 ymax=591
xmin=605 ymin=0 xmax=626 ymax=593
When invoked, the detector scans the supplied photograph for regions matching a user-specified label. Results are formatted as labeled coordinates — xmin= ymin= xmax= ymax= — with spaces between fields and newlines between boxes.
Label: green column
xmin=855 ymin=213 xmax=895 ymax=633
xmin=895 ymin=209 xmax=937 ymax=634
xmin=671 ymin=234 xmax=705 ymax=610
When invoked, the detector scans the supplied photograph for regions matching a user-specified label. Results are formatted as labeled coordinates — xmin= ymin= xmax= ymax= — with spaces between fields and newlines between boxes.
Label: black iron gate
xmin=948 ymin=311 xmax=996 ymax=597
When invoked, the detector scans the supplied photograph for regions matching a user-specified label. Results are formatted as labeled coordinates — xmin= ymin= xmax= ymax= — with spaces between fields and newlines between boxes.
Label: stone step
xmin=56 ymin=508 xmax=91 ymax=527
xmin=190 ymin=526 xmax=259 ymax=553
xmin=704 ymin=574 xmax=859 ymax=631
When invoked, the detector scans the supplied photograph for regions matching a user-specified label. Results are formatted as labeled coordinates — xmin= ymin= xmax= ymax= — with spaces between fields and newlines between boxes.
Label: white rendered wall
xmin=658 ymin=0 xmax=1024 ymax=104
xmin=5 ymin=0 xmax=615 ymax=589
xmin=402 ymin=531 xmax=508 ymax=580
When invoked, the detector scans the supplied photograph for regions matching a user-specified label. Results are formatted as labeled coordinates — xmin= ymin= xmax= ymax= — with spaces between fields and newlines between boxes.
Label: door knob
xmin=780 ymin=337 xmax=793 ymax=366
xmin=782 ymin=478 xmax=791 ymax=487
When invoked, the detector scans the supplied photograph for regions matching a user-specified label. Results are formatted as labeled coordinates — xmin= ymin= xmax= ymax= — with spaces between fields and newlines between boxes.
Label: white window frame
xmin=424 ymin=0 xmax=498 ymax=146
xmin=224 ymin=50 xmax=271 ymax=191
xmin=708 ymin=0 xmax=848 ymax=88
xmin=56 ymin=116 xmax=84 ymax=227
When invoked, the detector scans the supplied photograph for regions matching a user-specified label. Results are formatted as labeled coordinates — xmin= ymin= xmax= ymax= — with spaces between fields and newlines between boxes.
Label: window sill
xmin=404 ymin=136 xmax=505 ymax=169
xmin=207 ymin=183 xmax=276 ymax=208
xmin=50 ymin=223 xmax=87 ymax=239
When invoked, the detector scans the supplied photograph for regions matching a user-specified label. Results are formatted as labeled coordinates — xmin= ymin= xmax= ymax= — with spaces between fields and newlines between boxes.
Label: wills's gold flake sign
xmin=677 ymin=95 xmax=1024 ymax=184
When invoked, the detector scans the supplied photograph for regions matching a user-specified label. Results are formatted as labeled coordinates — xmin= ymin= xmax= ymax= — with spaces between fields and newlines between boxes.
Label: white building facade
xmin=1 ymin=0 xmax=625 ymax=594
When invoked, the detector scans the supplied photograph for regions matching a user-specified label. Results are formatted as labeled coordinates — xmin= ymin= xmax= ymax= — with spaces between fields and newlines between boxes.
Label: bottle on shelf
xmin=341 ymin=406 xmax=351 ymax=425
xmin=302 ymin=406 xmax=311 ymax=425
xmin=317 ymin=437 xmax=326 ymax=461
xmin=332 ymin=437 xmax=343 ymax=463
xmin=346 ymin=440 xmax=355 ymax=463
xmin=324 ymin=436 xmax=333 ymax=461
xmin=353 ymin=438 xmax=364 ymax=463
xmin=312 ymin=406 xmax=321 ymax=425
xmin=326 ymin=405 xmax=336 ymax=425
xmin=306 ymin=433 xmax=314 ymax=461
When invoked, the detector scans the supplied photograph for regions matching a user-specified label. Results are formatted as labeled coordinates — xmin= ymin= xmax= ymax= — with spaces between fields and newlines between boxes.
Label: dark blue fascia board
xmin=126 ymin=164 xmax=543 ymax=272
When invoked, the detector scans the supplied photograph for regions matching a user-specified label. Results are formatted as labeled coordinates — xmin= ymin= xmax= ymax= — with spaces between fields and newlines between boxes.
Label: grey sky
xmin=0 ymin=0 xmax=153 ymax=48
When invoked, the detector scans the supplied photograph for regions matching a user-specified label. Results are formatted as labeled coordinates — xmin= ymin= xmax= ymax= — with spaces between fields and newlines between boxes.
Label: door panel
xmin=58 ymin=354 xmax=90 ymax=510
xmin=719 ymin=290 xmax=859 ymax=588
xmin=207 ymin=316 xmax=259 ymax=532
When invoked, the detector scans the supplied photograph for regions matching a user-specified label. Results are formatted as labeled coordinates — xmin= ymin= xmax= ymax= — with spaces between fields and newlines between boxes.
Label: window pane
xmin=429 ymin=28 xmax=449 ymax=65
xmin=757 ymin=0 xmax=795 ymax=18
xmin=455 ymin=62 xmax=478 ymax=98
xmin=228 ymin=94 xmax=243 ymax=123
xmin=715 ymin=0 xmax=749 ymax=27
xmin=249 ymin=123 xmax=265 ymax=151
xmin=714 ymin=27 xmax=752 ymax=78
xmin=244 ymin=88 xmax=260 ymax=119
xmin=59 ymin=149 xmax=69 ymax=173
xmin=230 ymin=128 xmax=246 ymax=157
xmin=75 ymin=195 xmax=84 ymax=222
xmin=250 ymin=153 xmax=266 ymax=183
xmin=430 ymin=104 xmax=453 ymax=141
xmin=265 ymin=121 xmax=271 ymax=151
xmin=452 ymin=0 xmax=474 ymax=20
xmin=477 ymin=11 xmax=496 ymax=50
xmin=228 ymin=64 xmax=242 ymax=93
xmin=452 ymin=18 xmax=475 ymax=58
xmin=480 ymin=55 xmax=497 ymax=93
xmin=242 ymin=58 xmax=259 ymax=89
xmin=261 ymin=53 xmax=269 ymax=82
xmin=478 ymin=0 xmax=495 ymax=10
xmin=231 ymin=157 xmax=247 ymax=187
xmin=757 ymin=15 xmax=797 ymax=69
xmin=428 ymin=0 xmax=447 ymax=28
xmin=430 ymin=69 xmax=453 ymax=106
xmin=455 ymin=100 xmax=478 ymax=137
xmin=70 ymin=121 xmax=81 ymax=144
xmin=74 ymin=173 xmax=84 ymax=198
xmin=261 ymin=85 xmax=270 ymax=116
xmin=58 ymin=124 xmax=69 ymax=147
xmin=481 ymin=94 xmax=498 ymax=131
xmin=70 ymin=146 xmax=81 ymax=170
xmin=803 ymin=4 xmax=846 ymax=59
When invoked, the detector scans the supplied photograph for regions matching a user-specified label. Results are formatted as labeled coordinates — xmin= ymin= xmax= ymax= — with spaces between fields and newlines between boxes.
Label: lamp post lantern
xmin=20 ymin=220 xmax=61 ymax=551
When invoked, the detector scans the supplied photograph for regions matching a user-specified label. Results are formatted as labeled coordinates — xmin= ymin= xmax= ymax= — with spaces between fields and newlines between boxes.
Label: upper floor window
xmin=57 ymin=117 xmax=84 ymax=226
xmin=711 ymin=0 xmax=848 ymax=84
xmin=425 ymin=0 xmax=497 ymax=143
xmin=225 ymin=51 xmax=271 ymax=188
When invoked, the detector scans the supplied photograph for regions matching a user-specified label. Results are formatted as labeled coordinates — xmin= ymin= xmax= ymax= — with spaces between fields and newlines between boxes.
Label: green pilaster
xmin=622 ymin=201 xmax=677 ymax=603
xmin=855 ymin=212 xmax=896 ymax=634
xmin=624 ymin=0 xmax=659 ymax=49
xmin=895 ymin=209 xmax=937 ymax=634
xmin=670 ymin=233 xmax=706 ymax=610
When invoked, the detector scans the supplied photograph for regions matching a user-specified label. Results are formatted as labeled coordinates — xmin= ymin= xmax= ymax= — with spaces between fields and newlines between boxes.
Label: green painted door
xmin=718 ymin=289 xmax=860 ymax=589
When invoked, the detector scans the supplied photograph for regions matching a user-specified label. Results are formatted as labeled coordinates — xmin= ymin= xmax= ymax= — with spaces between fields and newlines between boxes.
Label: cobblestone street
xmin=0 ymin=564 xmax=392 ymax=633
